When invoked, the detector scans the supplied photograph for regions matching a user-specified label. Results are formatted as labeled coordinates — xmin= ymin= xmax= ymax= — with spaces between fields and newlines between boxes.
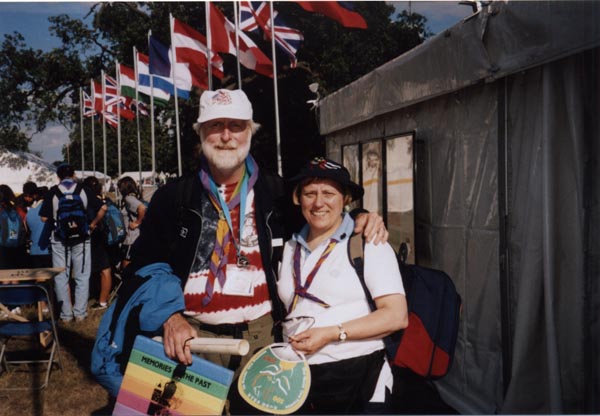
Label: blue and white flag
xmin=148 ymin=35 xmax=191 ymax=100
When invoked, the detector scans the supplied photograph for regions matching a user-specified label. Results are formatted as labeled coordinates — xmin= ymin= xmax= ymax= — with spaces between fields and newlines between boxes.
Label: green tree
xmin=1 ymin=2 xmax=428 ymax=177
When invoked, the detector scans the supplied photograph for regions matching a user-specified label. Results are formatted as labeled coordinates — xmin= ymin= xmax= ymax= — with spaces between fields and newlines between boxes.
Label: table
xmin=0 ymin=268 xmax=65 ymax=283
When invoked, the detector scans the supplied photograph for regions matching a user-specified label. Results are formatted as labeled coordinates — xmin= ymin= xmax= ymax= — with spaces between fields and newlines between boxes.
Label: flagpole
xmin=79 ymin=87 xmax=85 ymax=176
xmin=205 ymin=2 xmax=213 ymax=91
xmin=101 ymin=70 xmax=108 ymax=179
xmin=132 ymin=56 xmax=142 ymax=185
xmin=145 ymin=35 xmax=157 ymax=178
xmin=90 ymin=79 xmax=96 ymax=174
xmin=170 ymin=14 xmax=183 ymax=177
xmin=270 ymin=2 xmax=282 ymax=177
xmin=116 ymin=61 xmax=122 ymax=178
xmin=234 ymin=1 xmax=242 ymax=88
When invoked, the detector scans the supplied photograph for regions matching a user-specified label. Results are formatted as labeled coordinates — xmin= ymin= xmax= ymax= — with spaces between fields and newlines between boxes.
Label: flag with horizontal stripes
xmin=149 ymin=35 xmax=191 ymax=100
xmin=118 ymin=64 xmax=137 ymax=99
xmin=136 ymin=51 xmax=171 ymax=105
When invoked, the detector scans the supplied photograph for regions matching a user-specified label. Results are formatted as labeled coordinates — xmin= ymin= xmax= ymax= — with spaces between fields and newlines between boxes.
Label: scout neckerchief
xmin=288 ymin=239 xmax=338 ymax=313
xmin=199 ymin=155 xmax=259 ymax=305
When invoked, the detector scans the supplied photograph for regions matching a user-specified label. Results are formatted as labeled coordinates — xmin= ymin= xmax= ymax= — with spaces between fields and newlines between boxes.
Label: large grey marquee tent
xmin=318 ymin=1 xmax=599 ymax=413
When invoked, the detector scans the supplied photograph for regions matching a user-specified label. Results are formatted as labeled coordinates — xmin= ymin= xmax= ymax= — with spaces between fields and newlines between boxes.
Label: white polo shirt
xmin=278 ymin=214 xmax=405 ymax=401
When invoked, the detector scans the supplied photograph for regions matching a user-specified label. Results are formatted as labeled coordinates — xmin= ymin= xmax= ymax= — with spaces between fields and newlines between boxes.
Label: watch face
xmin=339 ymin=331 xmax=347 ymax=341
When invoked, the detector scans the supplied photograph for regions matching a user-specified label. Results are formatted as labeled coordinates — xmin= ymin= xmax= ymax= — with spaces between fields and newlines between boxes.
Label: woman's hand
xmin=288 ymin=326 xmax=337 ymax=355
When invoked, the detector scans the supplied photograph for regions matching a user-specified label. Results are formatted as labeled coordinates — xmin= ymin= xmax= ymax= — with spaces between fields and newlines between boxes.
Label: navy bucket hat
xmin=290 ymin=157 xmax=364 ymax=202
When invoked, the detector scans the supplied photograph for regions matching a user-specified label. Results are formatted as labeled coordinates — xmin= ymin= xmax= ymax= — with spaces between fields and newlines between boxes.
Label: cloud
xmin=29 ymin=124 xmax=70 ymax=164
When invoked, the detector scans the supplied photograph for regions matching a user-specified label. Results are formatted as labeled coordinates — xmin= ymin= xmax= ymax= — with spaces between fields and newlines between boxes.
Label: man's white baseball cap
xmin=197 ymin=89 xmax=253 ymax=123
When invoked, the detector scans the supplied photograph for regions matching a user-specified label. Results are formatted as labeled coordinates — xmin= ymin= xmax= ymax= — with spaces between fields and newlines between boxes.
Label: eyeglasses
xmin=277 ymin=316 xmax=315 ymax=340
xmin=203 ymin=120 xmax=248 ymax=134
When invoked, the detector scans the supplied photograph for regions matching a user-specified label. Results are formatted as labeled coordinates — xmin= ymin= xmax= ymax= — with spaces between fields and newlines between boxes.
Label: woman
xmin=277 ymin=157 xmax=408 ymax=414
xmin=116 ymin=176 xmax=146 ymax=269
xmin=83 ymin=176 xmax=113 ymax=310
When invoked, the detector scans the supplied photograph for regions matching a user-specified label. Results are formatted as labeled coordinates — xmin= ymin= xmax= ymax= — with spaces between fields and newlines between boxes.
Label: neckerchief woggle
xmin=199 ymin=155 xmax=259 ymax=304
xmin=288 ymin=239 xmax=337 ymax=313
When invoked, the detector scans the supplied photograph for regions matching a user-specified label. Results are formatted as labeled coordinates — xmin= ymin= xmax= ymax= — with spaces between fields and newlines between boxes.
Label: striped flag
xmin=118 ymin=64 xmax=137 ymax=99
xmin=149 ymin=35 xmax=191 ymax=100
xmin=136 ymin=51 xmax=171 ymax=105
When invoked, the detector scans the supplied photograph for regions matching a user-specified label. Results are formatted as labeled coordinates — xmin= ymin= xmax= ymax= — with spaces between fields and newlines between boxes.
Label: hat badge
xmin=211 ymin=90 xmax=232 ymax=105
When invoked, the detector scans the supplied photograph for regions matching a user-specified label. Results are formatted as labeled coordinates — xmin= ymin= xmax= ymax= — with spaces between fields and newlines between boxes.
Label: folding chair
xmin=0 ymin=282 xmax=62 ymax=390
xmin=107 ymin=269 xmax=123 ymax=304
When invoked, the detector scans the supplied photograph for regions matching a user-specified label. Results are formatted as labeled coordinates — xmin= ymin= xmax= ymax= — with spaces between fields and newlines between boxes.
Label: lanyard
xmin=289 ymin=239 xmax=338 ymax=313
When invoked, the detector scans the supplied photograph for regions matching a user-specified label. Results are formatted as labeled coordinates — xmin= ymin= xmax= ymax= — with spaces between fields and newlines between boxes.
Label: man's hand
xmin=354 ymin=212 xmax=388 ymax=244
xmin=162 ymin=313 xmax=198 ymax=365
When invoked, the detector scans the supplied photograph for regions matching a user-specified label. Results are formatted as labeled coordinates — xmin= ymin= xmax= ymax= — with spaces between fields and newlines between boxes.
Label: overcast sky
xmin=0 ymin=1 xmax=472 ymax=164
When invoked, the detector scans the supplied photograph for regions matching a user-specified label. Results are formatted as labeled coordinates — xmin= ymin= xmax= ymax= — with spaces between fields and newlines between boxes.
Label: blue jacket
xmin=91 ymin=262 xmax=185 ymax=397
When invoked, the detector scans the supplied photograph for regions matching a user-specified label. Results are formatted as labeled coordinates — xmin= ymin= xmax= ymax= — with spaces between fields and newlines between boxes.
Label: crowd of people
xmin=0 ymin=166 xmax=147 ymax=322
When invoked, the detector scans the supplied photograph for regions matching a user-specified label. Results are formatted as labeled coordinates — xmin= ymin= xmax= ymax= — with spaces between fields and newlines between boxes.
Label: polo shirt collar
xmin=293 ymin=213 xmax=354 ymax=252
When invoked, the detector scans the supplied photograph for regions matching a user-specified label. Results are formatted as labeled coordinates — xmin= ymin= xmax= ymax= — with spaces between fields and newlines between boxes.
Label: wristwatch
xmin=337 ymin=324 xmax=347 ymax=342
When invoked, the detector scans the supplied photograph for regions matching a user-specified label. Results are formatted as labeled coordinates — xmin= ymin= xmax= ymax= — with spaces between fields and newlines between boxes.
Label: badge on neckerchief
xmin=238 ymin=343 xmax=311 ymax=414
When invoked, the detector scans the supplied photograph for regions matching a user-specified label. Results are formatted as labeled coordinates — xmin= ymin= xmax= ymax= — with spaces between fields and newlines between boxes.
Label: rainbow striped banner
xmin=114 ymin=335 xmax=233 ymax=415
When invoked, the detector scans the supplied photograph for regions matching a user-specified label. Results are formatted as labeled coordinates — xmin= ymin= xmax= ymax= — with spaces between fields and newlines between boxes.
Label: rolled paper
xmin=153 ymin=336 xmax=250 ymax=356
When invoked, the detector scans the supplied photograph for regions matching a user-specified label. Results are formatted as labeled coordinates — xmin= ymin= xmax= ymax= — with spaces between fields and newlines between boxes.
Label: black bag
xmin=348 ymin=233 xmax=461 ymax=379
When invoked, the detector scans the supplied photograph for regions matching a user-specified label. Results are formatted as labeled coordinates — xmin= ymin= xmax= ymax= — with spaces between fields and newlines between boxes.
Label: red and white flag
xmin=209 ymin=3 xmax=273 ymax=78
xmin=171 ymin=16 xmax=224 ymax=90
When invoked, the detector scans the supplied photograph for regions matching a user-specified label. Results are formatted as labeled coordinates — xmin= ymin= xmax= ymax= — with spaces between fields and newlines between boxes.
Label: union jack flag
xmin=104 ymin=74 xmax=124 ymax=107
xmin=239 ymin=1 xmax=303 ymax=67
xmin=82 ymin=91 xmax=95 ymax=117
xmin=128 ymin=98 xmax=149 ymax=117
xmin=102 ymin=108 xmax=119 ymax=129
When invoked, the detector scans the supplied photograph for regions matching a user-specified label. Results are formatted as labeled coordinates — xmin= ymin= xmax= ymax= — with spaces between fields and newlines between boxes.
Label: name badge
xmin=222 ymin=265 xmax=255 ymax=297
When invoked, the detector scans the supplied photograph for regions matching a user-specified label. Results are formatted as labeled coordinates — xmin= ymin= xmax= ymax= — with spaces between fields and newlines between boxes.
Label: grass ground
xmin=0 ymin=304 xmax=113 ymax=415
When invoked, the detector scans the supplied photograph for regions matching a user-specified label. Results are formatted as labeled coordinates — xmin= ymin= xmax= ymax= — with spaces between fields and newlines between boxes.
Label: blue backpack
xmin=0 ymin=208 xmax=26 ymax=248
xmin=348 ymin=234 xmax=461 ymax=380
xmin=104 ymin=199 xmax=126 ymax=246
xmin=55 ymin=184 xmax=89 ymax=246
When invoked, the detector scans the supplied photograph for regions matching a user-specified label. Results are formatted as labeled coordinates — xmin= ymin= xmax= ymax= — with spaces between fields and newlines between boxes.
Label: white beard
xmin=201 ymin=135 xmax=251 ymax=175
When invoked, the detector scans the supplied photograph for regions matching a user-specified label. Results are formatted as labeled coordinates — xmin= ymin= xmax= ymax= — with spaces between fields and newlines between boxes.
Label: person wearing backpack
xmin=116 ymin=176 xmax=146 ymax=270
xmin=40 ymin=164 xmax=106 ymax=322
xmin=277 ymin=157 xmax=408 ymax=414
xmin=0 ymin=184 xmax=28 ymax=269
